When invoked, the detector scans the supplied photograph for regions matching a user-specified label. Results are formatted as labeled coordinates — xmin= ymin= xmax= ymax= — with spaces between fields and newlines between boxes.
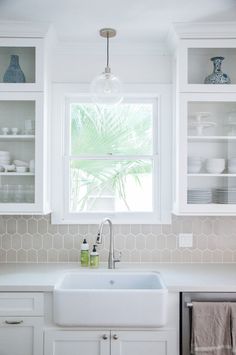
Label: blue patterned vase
xmin=204 ymin=56 xmax=231 ymax=84
xmin=3 ymin=55 xmax=26 ymax=83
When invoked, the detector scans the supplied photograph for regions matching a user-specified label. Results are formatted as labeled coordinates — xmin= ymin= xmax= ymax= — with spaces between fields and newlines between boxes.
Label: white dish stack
xmin=0 ymin=151 xmax=10 ymax=165
xmin=187 ymin=188 xmax=212 ymax=204
xmin=205 ymin=158 xmax=225 ymax=174
xmin=213 ymin=188 xmax=236 ymax=204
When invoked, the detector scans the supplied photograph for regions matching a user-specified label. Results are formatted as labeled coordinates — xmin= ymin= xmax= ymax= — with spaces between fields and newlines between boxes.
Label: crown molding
xmin=167 ymin=22 xmax=236 ymax=52
xmin=0 ymin=21 xmax=51 ymax=38
xmin=172 ymin=22 xmax=236 ymax=39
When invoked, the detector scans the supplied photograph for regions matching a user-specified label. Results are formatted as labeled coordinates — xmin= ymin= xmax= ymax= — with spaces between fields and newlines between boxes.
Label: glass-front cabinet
xmin=176 ymin=93 xmax=236 ymax=215
xmin=0 ymin=24 xmax=50 ymax=214
xmin=173 ymin=23 xmax=236 ymax=215
xmin=0 ymin=93 xmax=44 ymax=213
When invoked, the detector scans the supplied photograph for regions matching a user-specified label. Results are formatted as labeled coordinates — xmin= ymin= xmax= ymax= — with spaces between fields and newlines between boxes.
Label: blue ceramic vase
xmin=204 ymin=56 xmax=231 ymax=84
xmin=3 ymin=55 xmax=26 ymax=83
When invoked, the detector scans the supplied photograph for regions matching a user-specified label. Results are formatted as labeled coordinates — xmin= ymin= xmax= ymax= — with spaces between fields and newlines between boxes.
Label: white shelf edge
xmin=0 ymin=135 xmax=35 ymax=140
xmin=188 ymin=173 xmax=236 ymax=177
xmin=188 ymin=136 xmax=236 ymax=140
xmin=0 ymin=173 xmax=35 ymax=176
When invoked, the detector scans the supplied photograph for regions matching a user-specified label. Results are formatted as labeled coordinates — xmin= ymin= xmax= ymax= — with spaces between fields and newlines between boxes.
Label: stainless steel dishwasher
xmin=181 ymin=292 xmax=236 ymax=355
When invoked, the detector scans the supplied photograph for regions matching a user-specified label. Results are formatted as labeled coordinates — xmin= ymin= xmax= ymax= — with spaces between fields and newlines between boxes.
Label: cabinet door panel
xmin=111 ymin=330 xmax=177 ymax=355
xmin=0 ymin=316 xmax=43 ymax=355
xmin=44 ymin=330 xmax=110 ymax=355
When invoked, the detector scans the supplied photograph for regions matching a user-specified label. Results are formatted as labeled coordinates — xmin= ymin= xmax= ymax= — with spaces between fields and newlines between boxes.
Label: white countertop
xmin=0 ymin=263 xmax=236 ymax=292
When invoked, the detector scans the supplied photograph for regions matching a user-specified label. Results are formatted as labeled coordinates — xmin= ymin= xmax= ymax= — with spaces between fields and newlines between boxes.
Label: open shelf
xmin=188 ymin=47 xmax=236 ymax=86
xmin=0 ymin=172 xmax=34 ymax=176
xmin=188 ymin=173 xmax=236 ymax=177
xmin=188 ymin=136 xmax=236 ymax=143
xmin=0 ymin=135 xmax=35 ymax=141
xmin=0 ymin=47 xmax=35 ymax=84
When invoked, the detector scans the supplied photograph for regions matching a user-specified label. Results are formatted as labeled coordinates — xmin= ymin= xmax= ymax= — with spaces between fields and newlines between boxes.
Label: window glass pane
xmin=70 ymin=159 xmax=153 ymax=212
xmin=70 ymin=103 xmax=153 ymax=156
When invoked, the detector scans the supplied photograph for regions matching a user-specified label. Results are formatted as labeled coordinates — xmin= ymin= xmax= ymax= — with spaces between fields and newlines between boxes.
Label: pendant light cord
xmin=106 ymin=32 xmax=109 ymax=68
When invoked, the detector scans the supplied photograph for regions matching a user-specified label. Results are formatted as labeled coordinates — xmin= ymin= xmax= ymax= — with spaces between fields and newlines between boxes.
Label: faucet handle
xmin=114 ymin=251 xmax=122 ymax=263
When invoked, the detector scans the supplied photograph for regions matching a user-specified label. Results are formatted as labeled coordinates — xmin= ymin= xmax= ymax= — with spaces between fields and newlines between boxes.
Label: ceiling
xmin=0 ymin=0 xmax=235 ymax=43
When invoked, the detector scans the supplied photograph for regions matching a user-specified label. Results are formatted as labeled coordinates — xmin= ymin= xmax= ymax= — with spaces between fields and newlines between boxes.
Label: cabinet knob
xmin=102 ymin=334 xmax=108 ymax=340
xmin=113 ymin=334 xmax=119 ymax=340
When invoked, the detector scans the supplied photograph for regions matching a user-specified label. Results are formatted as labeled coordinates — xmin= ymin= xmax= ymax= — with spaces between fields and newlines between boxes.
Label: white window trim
xmin=51 ymin=83 xmax=172 ymax=224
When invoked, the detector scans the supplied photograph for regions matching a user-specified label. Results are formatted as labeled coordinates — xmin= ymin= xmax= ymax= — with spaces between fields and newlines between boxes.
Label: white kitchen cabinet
xmin=0 ymin=316 xmax=43 ymax=355
xmin=44 ymin=329 xmax=177 ymax=355
xmin=111 ymin=330 xmax=177 ymax=355
xmin=44 ymin=330 xmax=110 ymax=355
xmin=0 ymin=22 xmax=51 ymax=214
xmin=0 ymin=292 xmax=44 ymax=355
xmin=174 ymin=92 xmax=236 ymax=215
xmin=0 ymin=92 xmax=49 ymax=213
xmin=172 ymin=23 xmax=236 ymax=216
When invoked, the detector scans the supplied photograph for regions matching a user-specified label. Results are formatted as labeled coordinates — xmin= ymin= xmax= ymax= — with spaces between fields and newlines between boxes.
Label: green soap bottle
xmin=80 ymin=238 xmax=89 ymax=267
xmin=90 ymin=245 xmax=99 ymax=268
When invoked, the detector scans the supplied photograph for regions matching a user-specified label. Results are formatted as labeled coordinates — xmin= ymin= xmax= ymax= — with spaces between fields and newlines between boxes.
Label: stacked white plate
xmin=187 ymin=188 xmax=212 ymax=204
xmin=213 ymin=188 xmax=236 ymax=204
xmin=0 ymin=151 xmax=11 ymax=165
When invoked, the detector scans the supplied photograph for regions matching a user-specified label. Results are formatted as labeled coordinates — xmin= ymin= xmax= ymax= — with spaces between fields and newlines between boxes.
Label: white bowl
xmin=16 ymin=166 xmax=28 ymax=173
xmin=188 ymin=163 xmax=202 ymax=173
xmin=206 ymin=159 xmax=225 ymax=174
xmin=0 ymin=151 xmax=10 ymax=156
xmin=13 ymin=160 xmax=29 ymax=167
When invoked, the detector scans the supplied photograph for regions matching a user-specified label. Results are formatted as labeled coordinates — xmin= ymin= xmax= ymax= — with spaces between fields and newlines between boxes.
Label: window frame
xmin=51 ymin=84 xmax=172 ymax=224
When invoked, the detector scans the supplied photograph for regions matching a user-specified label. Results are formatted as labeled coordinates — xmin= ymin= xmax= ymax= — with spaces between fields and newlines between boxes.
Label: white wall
xmin=52 ymin=43 xmax=172 ymax=84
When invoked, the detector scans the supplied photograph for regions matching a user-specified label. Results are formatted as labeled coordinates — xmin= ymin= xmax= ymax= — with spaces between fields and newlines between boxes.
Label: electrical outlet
xmin=178 ymin=233 xmax=193 ymax=248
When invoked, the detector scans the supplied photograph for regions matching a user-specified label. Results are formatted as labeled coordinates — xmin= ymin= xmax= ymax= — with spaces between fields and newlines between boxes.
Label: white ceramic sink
xmin=54 ymin=271 xmax=168 ymax=327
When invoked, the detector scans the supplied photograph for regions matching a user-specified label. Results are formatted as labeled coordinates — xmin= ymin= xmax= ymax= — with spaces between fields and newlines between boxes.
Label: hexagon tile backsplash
xmin=0 ymin=214 xmax=236 ymax=263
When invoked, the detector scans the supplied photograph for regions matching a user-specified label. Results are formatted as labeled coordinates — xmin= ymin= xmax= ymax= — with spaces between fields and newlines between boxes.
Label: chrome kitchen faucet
xmin=96 ymin=218 xmax=121 ymax=269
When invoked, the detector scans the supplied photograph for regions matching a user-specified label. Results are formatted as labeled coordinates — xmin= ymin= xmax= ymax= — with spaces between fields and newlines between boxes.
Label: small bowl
xmin=13 ymin=160 xmax=29 ymax=167
xmin=206 ymin=158 xmax=225 ymax=174
xmin=2 ymin=164 xmax=15 ymax=172
xmin=188 ymin=163 xmax=202 ymax=173
xmin=16 ymin=166 xmax=28 ymax=173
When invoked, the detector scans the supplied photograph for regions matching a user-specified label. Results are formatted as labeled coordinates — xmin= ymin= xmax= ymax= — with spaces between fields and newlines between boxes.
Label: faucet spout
xmin=96 ymin=218 xmax=121 ymax=269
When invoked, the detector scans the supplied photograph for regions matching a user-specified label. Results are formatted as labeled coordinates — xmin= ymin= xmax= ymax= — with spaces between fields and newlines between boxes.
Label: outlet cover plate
xmin=179 ymin=233 xmax=193 ymax=248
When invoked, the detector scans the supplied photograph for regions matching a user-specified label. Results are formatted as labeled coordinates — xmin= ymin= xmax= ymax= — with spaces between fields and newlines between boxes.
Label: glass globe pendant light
xmin=90 ymin=28 xmax=123 ymax=105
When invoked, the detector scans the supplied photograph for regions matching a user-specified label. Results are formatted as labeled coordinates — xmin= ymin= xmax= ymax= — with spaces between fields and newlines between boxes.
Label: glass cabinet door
xmin=187 ymin=99 xmax=236 ymax=207
xmin=0 ymin=99 xmax=35 ymax=205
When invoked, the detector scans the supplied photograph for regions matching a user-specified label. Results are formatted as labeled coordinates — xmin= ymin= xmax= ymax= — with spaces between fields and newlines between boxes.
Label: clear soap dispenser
xmin=90 ymin=245 xmax=99 ymax=268
xmin=80 ymin=238 xmax=89 ymax=267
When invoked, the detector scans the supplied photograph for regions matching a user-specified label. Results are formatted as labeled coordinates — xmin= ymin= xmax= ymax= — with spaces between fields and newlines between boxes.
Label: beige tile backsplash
xmin=0 ymin=214 xmax=236 ymax=263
